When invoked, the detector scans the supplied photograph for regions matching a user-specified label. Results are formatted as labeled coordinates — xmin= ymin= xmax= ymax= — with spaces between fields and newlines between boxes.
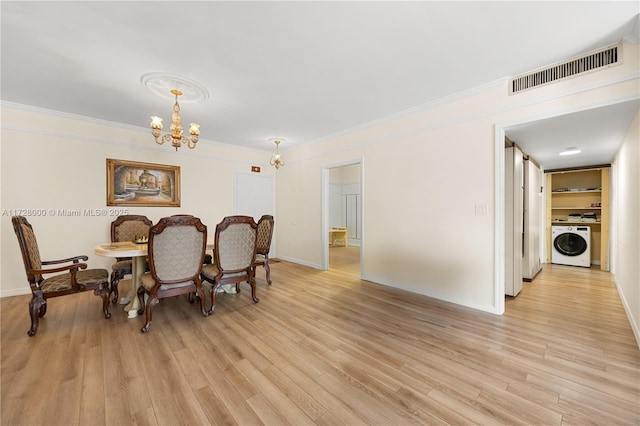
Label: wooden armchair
xmin=136 ymin=215 xmax=209 ymax=333
xmin=201 ymin=215 xmax=259 ymax=314
xmin=254 ymin=215 xmax=274 ymax=284
xmin=12 ymin=216 xmax=111 ymax=336
xmin=109 ymin=215 xmax=153 ymax=304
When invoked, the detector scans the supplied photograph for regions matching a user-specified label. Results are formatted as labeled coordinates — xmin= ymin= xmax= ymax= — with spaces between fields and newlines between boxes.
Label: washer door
xmin=554 ymin=233 xmax=588 ymax=257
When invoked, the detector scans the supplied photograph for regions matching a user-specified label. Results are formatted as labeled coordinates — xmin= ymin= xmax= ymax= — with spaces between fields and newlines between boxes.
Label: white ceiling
xmin=1 ymin=1 xmax=638 ymax=168
xmin=506 ymin=100 xmax=639 ymax=170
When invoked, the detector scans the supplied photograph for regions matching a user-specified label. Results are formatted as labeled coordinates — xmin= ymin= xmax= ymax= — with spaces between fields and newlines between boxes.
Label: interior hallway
xmin=329 ymin=245 xmax=360 ymax=277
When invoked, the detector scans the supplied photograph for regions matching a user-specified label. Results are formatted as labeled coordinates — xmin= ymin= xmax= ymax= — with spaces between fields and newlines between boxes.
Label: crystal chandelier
xmin=150 ymin=89 xmax=200 ymax=151
xmin=269 ymin=139 xmax=285 ymax=169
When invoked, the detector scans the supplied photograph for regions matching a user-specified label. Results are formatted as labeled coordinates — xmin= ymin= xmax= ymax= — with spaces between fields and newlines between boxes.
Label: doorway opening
xmin=496 ymin=99 xmax=634 ymax=314
xmin=322 ymin=160 xmax=363 ymax=277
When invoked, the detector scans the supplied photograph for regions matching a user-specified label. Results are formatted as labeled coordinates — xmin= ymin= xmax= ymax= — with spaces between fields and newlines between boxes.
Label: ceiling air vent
xmin=509 ymin=43 xmax=621 ymax=95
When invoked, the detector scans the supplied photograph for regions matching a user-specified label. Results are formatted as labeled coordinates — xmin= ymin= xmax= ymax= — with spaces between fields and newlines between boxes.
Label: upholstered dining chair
xmin=136 ymin=215 xmax=208 ymax=333
xmin=254 ymin=215 xmax=274 ymax=284
xmin=109 ymin=215 xmax=152 ymax=304
xmin=201 ymin=215 xmax=259 ymax=314
xmin=12 ymin=216 xmax=111 ymax=336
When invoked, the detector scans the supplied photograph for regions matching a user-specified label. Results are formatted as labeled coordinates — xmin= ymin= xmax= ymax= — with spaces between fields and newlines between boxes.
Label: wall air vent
xmin=509 ymin=43 xmax=621 ymax=95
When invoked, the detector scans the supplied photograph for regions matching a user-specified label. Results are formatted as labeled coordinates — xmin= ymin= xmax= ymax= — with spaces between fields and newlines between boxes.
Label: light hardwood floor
xmin=2 ymin=248 xmax=638 ymax=425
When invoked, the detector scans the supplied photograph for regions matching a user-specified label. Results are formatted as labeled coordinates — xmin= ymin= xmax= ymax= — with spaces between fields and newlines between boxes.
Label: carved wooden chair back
xmin=201 ymin=215 xmax=259 ymax=313
xmin=136 ymin=215 xmax=208 ymax=333
xmin=108 ymin=215 xmax=153 ymax=303
xmin=12 ymin=216 xmax=111 ymax=336
xmin=254 ymin=215 xmax=274 ymax=284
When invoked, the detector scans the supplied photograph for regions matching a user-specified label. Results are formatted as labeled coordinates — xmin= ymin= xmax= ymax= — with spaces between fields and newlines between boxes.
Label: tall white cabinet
xmin=523 ymin=159 xmax=543 ymax=280
xmin=505 ymin=146 xmax=524 ymax=296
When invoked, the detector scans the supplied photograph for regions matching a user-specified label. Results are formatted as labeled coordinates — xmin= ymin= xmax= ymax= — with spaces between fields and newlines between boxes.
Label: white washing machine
xmin=551 ymin=225 xmax=591 ymax=267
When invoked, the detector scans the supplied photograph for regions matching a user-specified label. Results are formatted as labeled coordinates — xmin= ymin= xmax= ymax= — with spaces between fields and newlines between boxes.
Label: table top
xmin=95 ymin=240 xmax=215 ymax=257
xmin=94 ymin=241 xmax=147 ymax=258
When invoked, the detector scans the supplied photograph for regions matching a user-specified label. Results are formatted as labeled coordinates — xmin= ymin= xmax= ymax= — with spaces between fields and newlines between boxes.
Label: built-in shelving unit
xmin=545 ymin=167 xmax=610 ymax=270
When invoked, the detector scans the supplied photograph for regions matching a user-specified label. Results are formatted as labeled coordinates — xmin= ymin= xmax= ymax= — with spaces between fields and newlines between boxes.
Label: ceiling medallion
xmin=140 ymin=72 xmax=209 ymax=103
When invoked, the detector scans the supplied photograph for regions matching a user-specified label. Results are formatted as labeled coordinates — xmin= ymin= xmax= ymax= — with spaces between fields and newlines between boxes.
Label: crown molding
xmin=0 ymin=100 xmax=269 ymax=155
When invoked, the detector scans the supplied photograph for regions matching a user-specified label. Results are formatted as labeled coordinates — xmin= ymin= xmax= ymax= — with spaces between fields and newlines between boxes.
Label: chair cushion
xmin=111 ymin=259 xmax=132 ymax=274
xmin=201 ymin=263 xmax=219 ymax=280
xmin=255 ymin=253 xmax=266 ymax=263
xmin=140 ymin=272 xmax=194 ymax=291
xmin=41 ymin=269 xmax=108 ymax=293
xmin=201 ymin=264 xmax=247 ymax=280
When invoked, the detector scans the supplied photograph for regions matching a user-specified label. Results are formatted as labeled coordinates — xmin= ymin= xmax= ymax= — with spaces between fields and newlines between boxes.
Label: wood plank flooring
xmin=1 ymin=247 xmax=638 ymax=425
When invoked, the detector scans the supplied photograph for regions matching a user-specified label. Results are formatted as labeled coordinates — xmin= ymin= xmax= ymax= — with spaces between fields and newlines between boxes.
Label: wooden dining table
xmin=94 ymin=240 xmax=214 ymax=318
xmin=94 ymin=241 xmax=148 ymax=318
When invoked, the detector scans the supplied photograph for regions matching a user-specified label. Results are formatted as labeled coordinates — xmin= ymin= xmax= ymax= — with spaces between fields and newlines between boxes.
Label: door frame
xmin=494 ymin=96 xmax=634 ymax=314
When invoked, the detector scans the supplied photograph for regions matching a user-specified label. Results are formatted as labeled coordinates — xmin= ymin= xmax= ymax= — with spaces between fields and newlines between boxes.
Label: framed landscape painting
xmin=106 ymin=159 xmax=181 ymax=207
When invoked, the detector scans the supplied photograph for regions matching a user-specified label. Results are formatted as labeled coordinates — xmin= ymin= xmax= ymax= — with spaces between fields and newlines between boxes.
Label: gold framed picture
xmin=106 ymin=159 xmax=180 ymax=207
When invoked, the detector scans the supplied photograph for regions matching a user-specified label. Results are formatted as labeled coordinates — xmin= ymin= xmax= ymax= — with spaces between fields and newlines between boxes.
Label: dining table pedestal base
xmin=121 ymin=255 xmax=145 ymax=318
xmin=94 ymin=242 xmax=147 ymax=320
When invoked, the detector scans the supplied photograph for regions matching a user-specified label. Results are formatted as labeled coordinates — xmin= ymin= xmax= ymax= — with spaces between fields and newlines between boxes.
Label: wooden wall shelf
xmin=545 ymin=167 xmax=609 ymax=271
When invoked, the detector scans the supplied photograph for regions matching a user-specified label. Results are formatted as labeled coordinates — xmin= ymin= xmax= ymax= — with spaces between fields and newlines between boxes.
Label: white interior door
xmin=236 ymin=173 xmax=274 ymax=219
xmin=235 ymin=172 xmax=275 ymax=252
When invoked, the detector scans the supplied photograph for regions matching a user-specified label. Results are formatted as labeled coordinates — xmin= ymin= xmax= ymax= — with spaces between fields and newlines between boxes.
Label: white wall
xmin=334 ymin=164 xmax=360 ymax=184
xmin=612 ymin=110 xmax=640 ymax=346
xmin=1 ymin=105 xmax=273 ymax=297
xmin=276 ymin=41 xmax=639 ymax=314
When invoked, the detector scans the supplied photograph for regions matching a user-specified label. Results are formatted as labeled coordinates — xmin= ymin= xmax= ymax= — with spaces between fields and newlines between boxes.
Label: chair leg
xmin=196 ymin=287 xmax=208 ymax=317
xmin=249 ymin=278 xmax=259 ymax=303
xmin=27 ymin=292 xmax=46 ymax=337
xmin=264 ymin=260 xmax=272 ymax=285
xmin=94 ymin=286 xmax=112 ymax=319
xmin=139 ymin=288 xmax=158 ymax=334
xmin=110 ymin=270 xmax=121 ymax=304
xmin=208 ymin=282 xmax=220 ymax=315
xmin=136 ymin=286 xmax=146 ymax=316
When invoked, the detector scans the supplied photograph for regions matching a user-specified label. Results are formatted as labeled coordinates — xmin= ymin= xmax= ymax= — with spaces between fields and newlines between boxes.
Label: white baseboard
xmin=276 ymin=255 xmax=322 ymax=270
xmin=614 ymin=277 xmax=640 ymax=349
xmin=0 ymin=287 xmax=31 ymax=298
